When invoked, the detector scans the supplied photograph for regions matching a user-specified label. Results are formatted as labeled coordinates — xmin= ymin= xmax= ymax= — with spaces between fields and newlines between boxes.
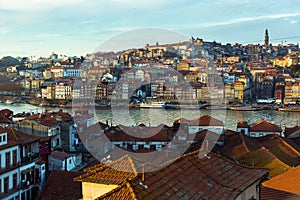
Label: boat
xmin=139 ymin=101 xmax=166 ymax=108
xmin=5 ymin=100 xmax=14 ymax=104
xmin=278 ymin=107 xmax=300 ymax=112
xmin=206 ymin=105 xmax=229 ymax=110
xmin=229 ymin=106 xmax=261 ymax=111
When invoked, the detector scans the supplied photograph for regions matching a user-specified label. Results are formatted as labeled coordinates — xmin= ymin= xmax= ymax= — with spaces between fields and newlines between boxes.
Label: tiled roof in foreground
xmin=262 ymin=165 xmax=300 ymax=196
xmin=80 ymin=150 xmax=269 ymax=200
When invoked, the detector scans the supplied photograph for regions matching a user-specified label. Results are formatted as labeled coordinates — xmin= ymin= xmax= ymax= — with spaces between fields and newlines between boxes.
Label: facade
xmin=0 ymin=128 xmax=46 ymax=200
xmin=48 ymin=151 xmax=80 ymax=171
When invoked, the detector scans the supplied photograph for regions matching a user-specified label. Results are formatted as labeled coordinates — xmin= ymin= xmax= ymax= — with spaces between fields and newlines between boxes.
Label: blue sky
xmin=1 ymin=0 xmax=300 ymax=57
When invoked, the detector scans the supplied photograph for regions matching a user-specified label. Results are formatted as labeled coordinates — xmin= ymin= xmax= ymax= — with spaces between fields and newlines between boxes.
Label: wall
xmin=82 ymin=182 xmax=118 ymax=200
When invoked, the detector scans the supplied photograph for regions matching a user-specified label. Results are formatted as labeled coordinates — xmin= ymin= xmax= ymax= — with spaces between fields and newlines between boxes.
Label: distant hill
xmin=0 ymin=56 xmax=19 ymax=67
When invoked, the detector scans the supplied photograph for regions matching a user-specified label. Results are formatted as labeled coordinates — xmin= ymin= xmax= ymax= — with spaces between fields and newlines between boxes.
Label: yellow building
xmin=234 ymin=81 xmax=246 ymax=102
xmin=177 ymin=60 xmax=191 ymax=71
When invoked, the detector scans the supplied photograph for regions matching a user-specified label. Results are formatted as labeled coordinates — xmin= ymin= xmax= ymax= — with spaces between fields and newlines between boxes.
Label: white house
xmin=48 ymin=151 xmax=81 ymax=171
xmin=0 ymin=128 xmax=46 ymax=200
xmin=237 ymin=119 xmax=283 ymax=137
xmin=188 ymin=115 xmax=224 ymax=134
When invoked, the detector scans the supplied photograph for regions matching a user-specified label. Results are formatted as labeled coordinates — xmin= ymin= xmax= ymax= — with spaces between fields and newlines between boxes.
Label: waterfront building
xmin=237 ymin=118 xmax=283 ymax=137
xmin=188 ymin=115 xmax=224 ymax=134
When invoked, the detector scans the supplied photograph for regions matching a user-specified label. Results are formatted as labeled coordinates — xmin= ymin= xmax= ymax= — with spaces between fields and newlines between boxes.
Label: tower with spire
xmin=264 ymin=29 xmax=269 ymax=46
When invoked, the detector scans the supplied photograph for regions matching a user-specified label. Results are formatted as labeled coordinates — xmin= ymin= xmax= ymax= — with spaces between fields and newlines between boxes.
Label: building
xmin=188 ymin=115 xmax=224 ymax=134
xmin=48 ymin=151 xmax=81 ymax=171
xmin=0 ymin=128 xmax=46 ymax=200
xmin=237 ymin=119 xmax=283 ymax=137
xmin=16 ymin=110 xmax=78 ymax=153
xmin=74 ymin=150 xmax=269 ymax=200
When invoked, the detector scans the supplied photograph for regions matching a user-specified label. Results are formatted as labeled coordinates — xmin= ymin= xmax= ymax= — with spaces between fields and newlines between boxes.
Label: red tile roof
xmin=262 ymin=165 xmax=300 ymax=196
xmin=105 ymin=124 xmax=174 ymax=142
xmin=257 ymin=135 xmax=300 ymax=167
xmin=50 ymin=151 xmax=73 ymax=161
xmin=250 ymin=119 xmax=282 ymax=133
xmin=74 ymin=156 xmax=137 ymax=185
xmin=188 ymin=115 xmax=224 ymax=126
xmin=260 ymin=186 xmax=300 ymax=200
xmin=36 ymin=171 xmax=83 ymax=200
xmin=0 ymin=128 xmax=40 ymax=150
xmin=80 ymin=150 xmax=269 ymax=200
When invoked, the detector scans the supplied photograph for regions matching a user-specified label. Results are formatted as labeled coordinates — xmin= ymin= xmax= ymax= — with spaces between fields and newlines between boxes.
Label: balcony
xmin=0 ymin=162 xmax=21 ymax=174
xmin=21 ymin=153 xmax=40 ymax=165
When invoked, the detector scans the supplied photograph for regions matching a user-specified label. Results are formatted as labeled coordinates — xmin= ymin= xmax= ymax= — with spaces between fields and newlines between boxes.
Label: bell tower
xmin=264 ymin=29 xmax=269 ymax=46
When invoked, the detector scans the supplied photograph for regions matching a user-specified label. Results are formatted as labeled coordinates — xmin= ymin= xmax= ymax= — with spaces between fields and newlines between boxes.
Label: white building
xmin=0 ymin=128 xmax=46 ymax=200
xmin=55 ymin=82 xmax=73 ymax=100
xmin=48 ymin=151 xmax=81 ymax=171
xmin=188 ymin=115 xmax=224 ymax=134
xmin=237 ymin=119 xmax=283 ymax=137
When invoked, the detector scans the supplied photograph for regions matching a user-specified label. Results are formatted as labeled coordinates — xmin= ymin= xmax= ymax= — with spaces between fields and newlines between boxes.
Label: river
xmin=1 ymin=103 xmax=299 ymax=130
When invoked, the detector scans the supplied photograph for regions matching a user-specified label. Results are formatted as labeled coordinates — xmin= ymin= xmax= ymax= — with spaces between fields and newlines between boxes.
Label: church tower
xmin=264 ymin=29 xmax=269 ymax=46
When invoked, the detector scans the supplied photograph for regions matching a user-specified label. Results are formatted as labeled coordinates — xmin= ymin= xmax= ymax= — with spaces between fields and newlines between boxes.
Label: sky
xmin=1 ymin=0 xmax=300 ymax=57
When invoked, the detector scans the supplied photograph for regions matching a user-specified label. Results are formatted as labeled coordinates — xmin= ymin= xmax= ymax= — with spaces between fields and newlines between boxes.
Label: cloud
xmin=189 ymin=13 xmax=300 ymax=28
xmin=0 ymin=0 xmax=84 ymax=11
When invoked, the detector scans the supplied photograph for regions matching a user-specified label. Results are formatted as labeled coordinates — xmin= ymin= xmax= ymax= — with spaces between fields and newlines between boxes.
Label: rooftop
xmin=250 ymin=119 xmax=282 ymax=133
xmin=188 ymin=115 xmax=224 ymax=126
xmin=262 ymin=165 xmax=300 ymax=196
xmin=77 ymin=150 xmax=269 ymax=200
xmin=36 ymin=171 xmax=83 ymax=200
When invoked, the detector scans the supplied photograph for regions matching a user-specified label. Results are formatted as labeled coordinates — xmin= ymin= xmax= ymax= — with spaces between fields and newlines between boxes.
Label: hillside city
xmin=1 ymin=29 xmax=300 ymax=109
xmin=0 ymin=30 xmax=300 ymax=199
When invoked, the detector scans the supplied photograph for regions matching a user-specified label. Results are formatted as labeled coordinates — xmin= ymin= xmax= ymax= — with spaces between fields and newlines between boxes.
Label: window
xmin=6 ymin=152 xmax=10 ymax=168
xmin=4 ymin=177 xmax=9 ymax=193
xmin=3 ymin=135 xmax=6 ymax=142
xmin=69 ymin=159 xmax=72 ymax=164
xmin=12 ymin=150 xmax=17 ymax=166
xmin=13 ymin=173 xmax=17 ymax=188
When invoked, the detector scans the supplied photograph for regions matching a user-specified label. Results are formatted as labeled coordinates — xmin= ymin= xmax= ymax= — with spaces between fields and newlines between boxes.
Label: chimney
xmin=205 ymin=140 xmax=209 ymax=153
xmin=142 ymin=165 xmax=145 ymax=182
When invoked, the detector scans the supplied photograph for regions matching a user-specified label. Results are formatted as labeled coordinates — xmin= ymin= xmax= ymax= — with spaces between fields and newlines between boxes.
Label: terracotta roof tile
xmin=74 ymin=156 xmax=137 ymax=185
xmin=250 ymin=119 xmax=282 ymax=133
xmin=50 ymin=151 xmax=73 ymax=161
xmin=260 ymin=186 xmax=300 ymax=200
xmin=262 ymin=165 xmax=300 ymax=196
xmin=257 ymin=135 xmax=300 ymax=167
xmin=36 ymin=171 xmax=83 ymax=200
xmin=87 ymin=150 xmax=268 ymax=200
xmin=188 ymin=115 xmax=224 ymax=126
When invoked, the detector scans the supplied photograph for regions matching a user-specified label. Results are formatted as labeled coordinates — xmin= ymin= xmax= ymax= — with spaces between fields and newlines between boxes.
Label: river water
xmin=1 ymin=103 xmax=299 ymax=130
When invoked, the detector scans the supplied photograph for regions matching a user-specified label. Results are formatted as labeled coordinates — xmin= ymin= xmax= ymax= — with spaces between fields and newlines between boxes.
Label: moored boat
xmin=5 ymin=99 xmax=15 ymax=104
xmin=139 ymin=101 xmax=166 ymax=108
xmin=278 ymin=107 xmax=300 ymax=112
xmin=229 ymin=106 xmax=261 ymax=111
